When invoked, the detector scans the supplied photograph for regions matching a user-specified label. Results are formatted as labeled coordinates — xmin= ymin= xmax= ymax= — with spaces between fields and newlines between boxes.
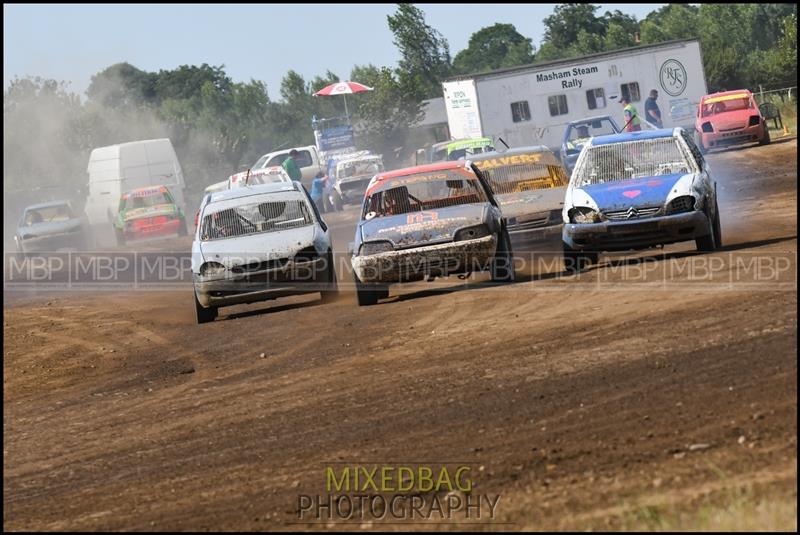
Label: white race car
xmin=191 ymin=181 xmax=337 ymax=323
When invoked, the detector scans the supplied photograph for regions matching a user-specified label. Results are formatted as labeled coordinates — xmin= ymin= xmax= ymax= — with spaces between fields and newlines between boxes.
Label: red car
xmin=114 ymin=185 xmax=187 ymax=245
xmin=694 ymin=89 xmax=770 ymax=153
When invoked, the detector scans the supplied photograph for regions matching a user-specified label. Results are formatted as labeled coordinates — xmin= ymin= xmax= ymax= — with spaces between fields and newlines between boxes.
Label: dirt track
xmin=3 ymin=139 xmax=797 ymax=530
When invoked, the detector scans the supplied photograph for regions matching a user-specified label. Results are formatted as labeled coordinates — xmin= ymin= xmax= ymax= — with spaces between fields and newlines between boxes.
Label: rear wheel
xmin=320 ymin=250 xmax=339 ymax=304
xmin=194 ymin=291 xmax=218 ymax=324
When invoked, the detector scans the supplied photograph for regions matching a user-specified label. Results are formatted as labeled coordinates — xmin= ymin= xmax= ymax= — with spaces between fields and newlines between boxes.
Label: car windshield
xmin=572 ymin=137 xmax=694 ymax=187
xmin=24 ymin=204 xmax=72 ymax=226
xmin=338 ymin=160 xmax=384 ymax=179
xmin=363 ymin=169 xmax=488 ymax=219
xmin=701 ymin=96 xmax=752 ymax=117
xmin=200 ymin=195 xmax=312 ymax=241
xmin=476 ymin=153 xmax=569 ymax=195
xmin=123 ymin=189 xmax=173 ymax=211
xmin=567 ymin=118 xmax=617 ymax=145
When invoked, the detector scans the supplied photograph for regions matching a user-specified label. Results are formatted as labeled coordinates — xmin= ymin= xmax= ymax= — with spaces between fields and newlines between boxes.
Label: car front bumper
xmin=701 ymin=124 xmax=765 ymax=149
xmin=351 ymin=235 xmax=497 ymax=284
xmin=563 ymin=210 xmax=711 ymax=252
xmin=194 ymin=257 xmax=328 ymax=308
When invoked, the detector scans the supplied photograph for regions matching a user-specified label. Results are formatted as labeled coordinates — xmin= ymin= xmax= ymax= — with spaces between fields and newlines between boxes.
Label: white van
xmin=85 ymin=138 xmax=187 ymax=227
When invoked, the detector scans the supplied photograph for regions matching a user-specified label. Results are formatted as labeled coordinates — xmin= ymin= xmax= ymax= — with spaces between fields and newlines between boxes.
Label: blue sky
xmin=4 ymin=4 xmax=664 ymax=101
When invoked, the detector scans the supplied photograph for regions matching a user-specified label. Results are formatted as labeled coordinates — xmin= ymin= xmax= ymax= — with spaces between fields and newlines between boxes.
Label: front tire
xmin=320 ymin=250 xmax=339 ymax=304
xmin=563 ymin=242 xmax=598 ymax=272
xmin=695 ymin=197 xmax=721 ymax=252
xmin=491 ymin=228 xmax=516 ymax=283
xmin=354 ymin=271 xmax=385 ymax=306
xmin=759 ymin=125 xmax=771 ymax=145
xmin=194 ymin=291 xmax=218 ymax=324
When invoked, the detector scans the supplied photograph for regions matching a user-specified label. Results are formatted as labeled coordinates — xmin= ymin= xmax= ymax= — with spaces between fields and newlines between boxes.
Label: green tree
xmin=639 ymin=4 xmax=700 ymax=44
xmin=452 ymin=23 xmax=535 ymax=75
xmin=387 ymin=3 xmax=451 ymax=99
xmin=86 ymin=62 xmax=156 ymax=108
xmin=542 ymin=4 xmax=605 ymax=52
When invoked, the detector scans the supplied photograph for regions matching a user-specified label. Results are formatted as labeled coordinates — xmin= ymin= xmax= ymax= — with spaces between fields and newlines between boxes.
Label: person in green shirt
xmin=282 ymin=149 xmax=302 ymax=181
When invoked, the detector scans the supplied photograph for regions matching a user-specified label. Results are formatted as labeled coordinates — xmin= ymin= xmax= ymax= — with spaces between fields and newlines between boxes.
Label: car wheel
xmin=354 ymin=271 xmax=383 ymax=306
xmin=491 ymin=228 xmax=516 ymax=283
xmin=695 ymin=202 xmax=719 ymax=252
xmin=694 ymin=130 xmax=707 ymax=154
xmin=115 ymin=228 xmax=126 ymax=247
xmin=194 ymin=291 xmax=218 ymax=324
xmin=711 ymin=197 xmax=722 ymax=249
xmin=332 ymin=190 xmax=344 ymax=212
xmin=563 ymin=242 xmax=597 ymax=272
xmin=759 ymin=126 xmax=771 ymax=145
xmin=320 ymin=250 xmax=339 ymax=304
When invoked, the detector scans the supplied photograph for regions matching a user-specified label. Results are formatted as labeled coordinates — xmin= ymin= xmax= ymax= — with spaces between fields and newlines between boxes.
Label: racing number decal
xmin=407 ymin=211 xmax=439 ymax=224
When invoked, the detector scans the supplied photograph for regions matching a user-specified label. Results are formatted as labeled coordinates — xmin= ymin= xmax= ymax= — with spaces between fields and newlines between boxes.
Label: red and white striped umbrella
xmin=313 ymin=81 xmax=373 ymax=96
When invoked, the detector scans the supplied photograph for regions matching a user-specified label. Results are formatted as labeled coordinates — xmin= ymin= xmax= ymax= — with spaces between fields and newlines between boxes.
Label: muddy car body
xmin=15 ymin=201 xmax=86 ymax=254
xmin=191 ymin=181 xmax=336 ymax=323
xmin=562 ymin=127 xmax=721 ymax=270
xmin=327 ymin=154 xmax=384 ymax=210
xmin=694 ymin=90 xmax=770 ymax=152
xmin=472 ymin=146 xmax=570 ymax=249
xmin=350 ymin=161 xmax=515 ymax=306
xmin=113 ymin=185 xmax=187 ymax=245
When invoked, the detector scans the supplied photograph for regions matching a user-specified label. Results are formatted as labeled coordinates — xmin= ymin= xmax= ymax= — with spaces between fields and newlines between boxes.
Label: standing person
xmin=282 ymin=149 xmax=302 ymax=181
xmin=310 ymin=171 xmax=327 ymax=213
xmin=645 ymin=89 xmax=663 ymax=128
xmin=619 ymin=97 xmax=642 ymax=132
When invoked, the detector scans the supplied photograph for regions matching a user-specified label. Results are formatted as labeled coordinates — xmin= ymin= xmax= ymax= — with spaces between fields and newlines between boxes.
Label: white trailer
xmin=442 ymin=39 xmax=708 ymax=151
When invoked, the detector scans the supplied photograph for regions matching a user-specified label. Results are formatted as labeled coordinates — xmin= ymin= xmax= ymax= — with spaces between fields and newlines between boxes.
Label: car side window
xmin=295 ymin=150 xmax=313 ymax=168
xmin=267 ymin=154 xmax=288 ymax=167
xmin=681 ymin=130 xmax=705 ymax=171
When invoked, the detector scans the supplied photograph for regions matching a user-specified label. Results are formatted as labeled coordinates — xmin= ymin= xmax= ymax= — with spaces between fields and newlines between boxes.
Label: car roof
xmin=590 ymin=128 xmax=680 ymax=146
xmin=365 ymin=161 xmax=474 ymax=197
xmin=207 ymin=181 xmax=301 ymax=203
xmin=701 ymin=89 xmax=752 ymax=101
xmin=471 ymin=145 xmax=552 ymax=160
xmin=567 ymin=115 xmax=615 ymax=126
xmin=24 ymin=200 xmax=71 ymax=211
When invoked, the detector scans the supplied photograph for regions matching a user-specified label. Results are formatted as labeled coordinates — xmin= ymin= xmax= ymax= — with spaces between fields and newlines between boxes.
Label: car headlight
xmin=569 ymin=207 xmax=600 ymax=224
xmin=359 ymin=241 xmax=394 ymax=256
xmin=666 ymin=195 xmax=696 ymax=214
xmin=748 ymin=115 xmax=760 ymax=127
xmin=454 ymin=224 xmax=490 ymax=241
xmin=701 ymin=122 xmax=714 ymax=133
xmin=200 ymin=261 xmax=226 ymax=277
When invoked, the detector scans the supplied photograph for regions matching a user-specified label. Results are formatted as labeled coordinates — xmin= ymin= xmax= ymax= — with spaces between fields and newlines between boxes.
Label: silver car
xmin=15 ymin=201 xmax=87 ymax=255
xmin=191 ymin=181 xmax=337 ymax=323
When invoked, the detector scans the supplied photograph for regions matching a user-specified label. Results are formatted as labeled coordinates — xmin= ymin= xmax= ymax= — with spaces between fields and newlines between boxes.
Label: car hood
xmin=576 ymin=173 xmax=689 ymax=212
xmin=123 ymin=204 xmax=178 ymax=221
xmin=704 ymin=110 xmax=753 ymax=130
xmin=496 ymin=187 xmax=566 ymax=219
xmin=360 ymin=204 xmax=487 ymax=248
xmin=198 ymin=225 xmax=316 ymax=269
xmin=19 ymin=218 xmax=82 ymax=237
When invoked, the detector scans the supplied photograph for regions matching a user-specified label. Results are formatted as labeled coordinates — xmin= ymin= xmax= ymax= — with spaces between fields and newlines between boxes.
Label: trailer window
xmin=586 ymin=88 xmax=606 ymax=110
xmin=510 ymin=101 xmax=531 ymax=123
xmin=620 ymin=82 xmax=641 ymax=102
xmin=548 ymin=95 xmax=568 ymax=116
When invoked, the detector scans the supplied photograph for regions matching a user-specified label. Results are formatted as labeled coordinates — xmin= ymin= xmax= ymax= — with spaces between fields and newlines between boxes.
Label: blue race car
xmin=561 ymin=127 xmax=722 ymax=271
xmin=560 ymin=115 xmax=621 ymax=175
